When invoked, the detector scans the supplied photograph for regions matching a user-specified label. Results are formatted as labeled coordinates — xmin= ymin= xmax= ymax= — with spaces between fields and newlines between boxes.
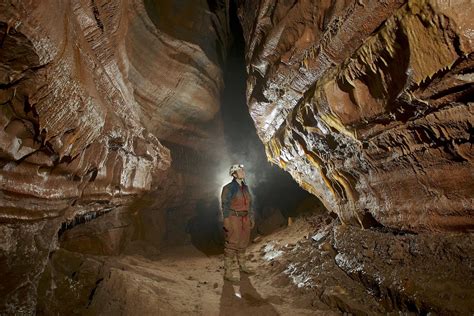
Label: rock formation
xmin=1 ymin=0 xmax=473 ymax=314
xmin=237 ymin=0 xmax=473 ymax=232
xmin=0 ymin=0 xmax=228 ymax=313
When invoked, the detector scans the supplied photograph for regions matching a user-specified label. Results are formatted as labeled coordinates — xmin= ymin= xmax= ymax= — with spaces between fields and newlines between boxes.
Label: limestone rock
xmin=0 ymin=0 xmax=227 ymax=313
xmin=238 ymin=0 xmax=474 ymax=231
xmin=333 ymin=225 xmax=474 ymax=314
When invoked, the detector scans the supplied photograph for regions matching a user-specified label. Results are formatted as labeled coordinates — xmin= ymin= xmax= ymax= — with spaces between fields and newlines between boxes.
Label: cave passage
xmin=184 ymin=1 xmax=312 ymax=256
xmin=1 ymin=0 xmax=473 ymax=315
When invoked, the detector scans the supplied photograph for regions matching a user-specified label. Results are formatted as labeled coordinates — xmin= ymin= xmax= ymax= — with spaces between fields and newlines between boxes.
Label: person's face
xmin=235 ymin=169 xmax=245 ymax=179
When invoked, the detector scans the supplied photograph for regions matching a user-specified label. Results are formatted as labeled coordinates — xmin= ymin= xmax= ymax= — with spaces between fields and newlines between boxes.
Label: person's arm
xmin=220 ymin=185 xmax=232 ymax=221
xmin=248 ymin=187 xmax=255 ymax=228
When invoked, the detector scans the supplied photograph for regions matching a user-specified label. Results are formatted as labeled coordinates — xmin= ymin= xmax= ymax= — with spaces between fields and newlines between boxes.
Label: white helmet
xmin=229 ymin=164 xmax=244 ymax=176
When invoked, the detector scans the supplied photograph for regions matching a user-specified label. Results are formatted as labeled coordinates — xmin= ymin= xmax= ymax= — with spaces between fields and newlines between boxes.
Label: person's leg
xmin=236 ymin=216 xmax=253 ymax=274
xmin=224 ymin=215 xmax=240 ymax=281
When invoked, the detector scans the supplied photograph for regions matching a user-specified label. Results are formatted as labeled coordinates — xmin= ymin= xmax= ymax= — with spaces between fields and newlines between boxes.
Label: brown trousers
xmin=224 ymin=214 xmax=251 ymax=256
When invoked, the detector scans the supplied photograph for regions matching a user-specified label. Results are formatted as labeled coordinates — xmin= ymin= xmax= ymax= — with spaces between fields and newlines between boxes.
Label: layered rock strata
xmin=238 ymin=0 xmax=474 ymax=231
xmin=0 ymin=0 xmax=227 ymax=313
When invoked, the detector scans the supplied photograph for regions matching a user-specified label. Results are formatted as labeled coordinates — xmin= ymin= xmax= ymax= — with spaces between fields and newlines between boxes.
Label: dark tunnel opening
xmin=185 ymin=0 xmax=316 ymax=255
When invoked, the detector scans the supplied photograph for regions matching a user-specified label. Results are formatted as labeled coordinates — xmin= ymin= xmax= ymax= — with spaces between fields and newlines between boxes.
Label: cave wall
xmin=237 ymin=0 xmax=473 ymax=232
xmin=2 ymin=0 xmax=472 ymax=313
xmin=0 ymin=0 xmax=228 ymax=313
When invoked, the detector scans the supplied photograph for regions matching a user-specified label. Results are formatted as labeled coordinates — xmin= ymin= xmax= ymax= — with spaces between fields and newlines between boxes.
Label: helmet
xmin=229 ymin=164 xmax=244 ymax=176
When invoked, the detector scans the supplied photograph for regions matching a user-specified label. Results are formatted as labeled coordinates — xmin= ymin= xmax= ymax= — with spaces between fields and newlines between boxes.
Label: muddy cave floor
xmin=42 ymin=212 xmax=474 ymax=316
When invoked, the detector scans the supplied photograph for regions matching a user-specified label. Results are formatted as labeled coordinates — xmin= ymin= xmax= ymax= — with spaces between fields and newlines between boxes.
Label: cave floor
xmin=49 ymin=214 xmax=474 ymax=315
xmin=87 ymin=245 xmax=323 ymax=315
xmin=85 ymin=219 xmax=335 ymax=315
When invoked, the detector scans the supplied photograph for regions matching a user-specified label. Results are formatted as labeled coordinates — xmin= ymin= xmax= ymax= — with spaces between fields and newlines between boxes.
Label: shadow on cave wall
xmin=186 ymin=198 xmax=225 ymax=255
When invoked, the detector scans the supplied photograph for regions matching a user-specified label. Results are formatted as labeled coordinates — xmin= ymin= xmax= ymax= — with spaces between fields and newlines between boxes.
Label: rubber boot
xmin=224 ymin=255 xmax=240 ymax=282
xmin=237 ymin=252 xmax=254 ymax=274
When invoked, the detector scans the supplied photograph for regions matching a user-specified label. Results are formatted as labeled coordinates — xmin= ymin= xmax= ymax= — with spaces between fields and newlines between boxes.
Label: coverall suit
xmin=220 ymin=178 xmax=253 ymax=277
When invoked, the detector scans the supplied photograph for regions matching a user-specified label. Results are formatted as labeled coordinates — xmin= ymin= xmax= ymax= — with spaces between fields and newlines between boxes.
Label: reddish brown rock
xmin=238 ymin=0 xmax=474 ymax=232
xmin=127 ymin=0 xmax=228 ymax=147
xmin=252 ymin=211 xmax=474 ymax=315
xmin=332 ymin=225 xmax=474 ymax=314
xmin=1 ymin=0 xmax=473 ymax=314
xmin=0 ymin=0 xmax=172 ymax=223
xmin=0 ymin=0 xmax=228 ymax=313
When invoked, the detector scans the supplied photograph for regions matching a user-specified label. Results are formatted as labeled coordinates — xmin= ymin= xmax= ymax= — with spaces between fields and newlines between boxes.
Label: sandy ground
xmin=50 ymin=212 xmax=474 ymax=315
xmin=87 ymin=219 xmax=333 ymax=315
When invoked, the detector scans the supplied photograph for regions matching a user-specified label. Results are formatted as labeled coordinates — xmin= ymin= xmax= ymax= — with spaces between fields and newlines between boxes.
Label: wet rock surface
xmin=36 ymin=249 xmax=105 ymax=315
xmin=333 ymin=225 xmax=474 ymax=314
xmin=0 ymin=219 xmax=62 ymax=314
xmin=0 ymin=0 xmax=227 ymax=313
xmin=26 ymin=208 xmax=474 ymax=316
xmin=253 ymin=211 xmax=474 ymax=315
xmin=1 ymin=0 xmax=473 ymax=314
xmin=238 ymin=0 xmax=474 ymax=231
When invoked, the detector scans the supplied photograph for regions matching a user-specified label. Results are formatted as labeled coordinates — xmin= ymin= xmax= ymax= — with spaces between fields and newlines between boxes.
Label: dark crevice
xmin=429 ymin=82 xmax=473 ymax=101
xmin=91 ymin=0 xmax=104 ymax=32
xmin=371 ymin=226 xmax=418 ymax=236
xmin=87 ymin=278 xmax=104 ymax=307
xmin=0 ymin=22 xmax=8 ymax=47
xmin=23 ymin=96 xmax=39 ymax=118
xmin=108 ymin=137 xmax=124 ymax=151
xmin=58 ymin=207 xmax=114 ymax=238
xmin=87 ymin=168 xmax=98 ymax=182
xmin=359 ymin=211 xmax=383 ymax=229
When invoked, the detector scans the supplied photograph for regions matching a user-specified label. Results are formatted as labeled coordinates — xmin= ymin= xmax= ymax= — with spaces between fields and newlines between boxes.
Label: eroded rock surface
xmin=2 ymin=0 xmax=473 ymax=314
xmin=255 ymin=210 xmax=474 ymax=315
xmin=0 ymin=0 xmax=227 ymax=313
xmin=238 ymin=0 xmax=474 ymax=231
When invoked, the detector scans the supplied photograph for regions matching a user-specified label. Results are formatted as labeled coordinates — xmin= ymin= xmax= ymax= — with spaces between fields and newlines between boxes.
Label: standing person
xmin=220 ymin=164 xmax=255 ymax=282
